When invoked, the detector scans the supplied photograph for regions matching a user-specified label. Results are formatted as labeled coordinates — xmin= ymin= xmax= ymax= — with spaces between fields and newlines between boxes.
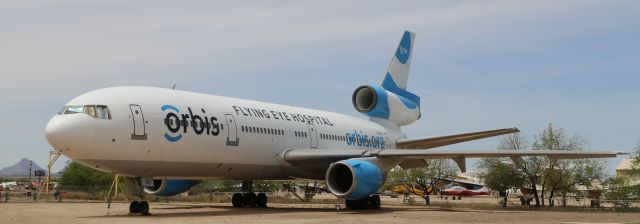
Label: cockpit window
xmin=60 ymin=105 xmax=111 ymax=119
xmin=96 ymin=105 xmax=111 ymax=119
xmin=84 ymin=105 xmax=97 ymax=117
xmin=64 ymin=106 xmax=84 ymax=114
xmin=57 ymin=106 xmax=68 ymax=115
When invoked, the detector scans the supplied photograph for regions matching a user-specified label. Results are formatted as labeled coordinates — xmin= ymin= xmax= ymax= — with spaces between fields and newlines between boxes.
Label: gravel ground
xmin=1 ymin=202 xmax=639 ymax=224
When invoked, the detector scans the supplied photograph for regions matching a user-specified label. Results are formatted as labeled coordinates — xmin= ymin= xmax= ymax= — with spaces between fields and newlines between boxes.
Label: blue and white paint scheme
xmin=44 ymin=31 xmax=625 ymax=210
xmin=353 ymin=31 xmax=420 ymax=128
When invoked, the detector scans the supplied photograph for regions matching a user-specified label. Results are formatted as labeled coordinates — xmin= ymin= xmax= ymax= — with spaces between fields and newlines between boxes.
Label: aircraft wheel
xmin=458 ymin=196 xmax=462 ymax=200
xmin=243 ymin=192 xmax=257 ymax=207
xmin=369 ymin=195 xmax=381 ymax=209
xmin=232 ymin=193 xmax=244 ymax=207
xmin=140 ymin=201 xmax=150 ymax=215
xmin=345 ymin=199 xmax=354 ymax=210
xmin=129 ymin=201 xmax=141 ymax=213
xmin=256 ymin=193 xmax=268 ymax=208
xmin=358 ymin=198 xmax=371 ymax=210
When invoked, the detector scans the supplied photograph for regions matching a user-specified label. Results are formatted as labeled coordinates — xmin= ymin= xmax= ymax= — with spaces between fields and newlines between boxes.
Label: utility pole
xmin=29 ymin=161 xmax=33 ymax=185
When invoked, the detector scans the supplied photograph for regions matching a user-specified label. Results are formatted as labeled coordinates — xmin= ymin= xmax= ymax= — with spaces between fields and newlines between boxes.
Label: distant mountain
xmin=0 ymin=158 xmax=46 ymax=177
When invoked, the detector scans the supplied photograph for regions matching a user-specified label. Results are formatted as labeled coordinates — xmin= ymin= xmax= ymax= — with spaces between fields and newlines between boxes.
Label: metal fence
xmin=1 ymin=186 xmax=638 ymax=210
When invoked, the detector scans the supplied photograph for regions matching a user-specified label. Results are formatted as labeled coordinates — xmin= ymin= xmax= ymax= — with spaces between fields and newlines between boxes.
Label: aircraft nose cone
xmin=45 ymin=116 xmax=72 ymax=150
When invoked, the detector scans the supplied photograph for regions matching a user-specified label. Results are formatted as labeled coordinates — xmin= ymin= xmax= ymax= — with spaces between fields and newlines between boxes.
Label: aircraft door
xmin=307 ymin=123 xmax=318 ymax=148
xmin=224 ymin=114 xmax=239 ymax=146
xmin=129 ymin=104 xmax=147 ymax=140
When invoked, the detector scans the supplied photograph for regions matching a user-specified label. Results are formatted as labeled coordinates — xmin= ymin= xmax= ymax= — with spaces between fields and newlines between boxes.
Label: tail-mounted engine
xmin=352 ymin=84 xmax=420 ymax=126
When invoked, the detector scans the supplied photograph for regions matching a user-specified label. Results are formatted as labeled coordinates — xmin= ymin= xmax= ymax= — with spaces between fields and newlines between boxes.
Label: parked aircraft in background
xmin=44 ymin=31 xmax=626 ymax=214
xmin=442 ymin=186 xmax=489 ymax=197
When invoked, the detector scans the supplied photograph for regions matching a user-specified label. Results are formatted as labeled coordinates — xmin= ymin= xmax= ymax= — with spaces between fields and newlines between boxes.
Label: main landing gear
xmin=345 ymin=195 xmax=381 ymax=210
xmin=231 ymin=180 xmax=268 ymax=208
xmin=129 ymin=177 xmax=150 ymax=215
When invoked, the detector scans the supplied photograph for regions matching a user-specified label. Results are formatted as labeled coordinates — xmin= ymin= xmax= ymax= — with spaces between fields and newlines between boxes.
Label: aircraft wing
xmin=395 ymin=128 xmax=520 ymax=149
xmin=283 ymin=148 xmax=626 ymax=173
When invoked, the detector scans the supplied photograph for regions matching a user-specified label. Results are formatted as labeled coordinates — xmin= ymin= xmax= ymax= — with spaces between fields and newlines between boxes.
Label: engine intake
xmin=352 ymin=85 xmax=378 ymax=113
xmin=325 ymin=159 xmax=383 ymax=200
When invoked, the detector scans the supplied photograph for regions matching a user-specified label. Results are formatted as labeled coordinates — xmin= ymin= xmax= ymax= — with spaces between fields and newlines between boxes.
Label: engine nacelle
xmin=143 ymin=179 xmax=199 ymax=197
xmin=325 ymin=159 xmax=384 ymax=200
xmin=352 ymin=85 xmax=420 ymax=126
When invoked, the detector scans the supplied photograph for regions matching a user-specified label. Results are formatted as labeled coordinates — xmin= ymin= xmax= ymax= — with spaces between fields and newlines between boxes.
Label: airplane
xmin=442 ymin=186 xmax=489 ymax=199
xmin=44 ymin=31 xmax=626 ymax=213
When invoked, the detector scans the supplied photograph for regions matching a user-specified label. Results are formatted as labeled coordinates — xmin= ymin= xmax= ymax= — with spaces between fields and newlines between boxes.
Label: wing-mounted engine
xmin=325 ymin=159 xmax=385 ymax=200
xmin=143 ymin=179 xmax=199 ymax=197
xmin=352 ymin=84 xmax=420 ymax=126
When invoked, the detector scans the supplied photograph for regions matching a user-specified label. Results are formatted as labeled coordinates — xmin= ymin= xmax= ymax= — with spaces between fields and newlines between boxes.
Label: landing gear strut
xmin=129 ymin=177 xmax=150 ymax=215
xmin=231 ymin=180 xmax=268 ymax=208
xmin=345 ymin=195 xmax=381 ymax=210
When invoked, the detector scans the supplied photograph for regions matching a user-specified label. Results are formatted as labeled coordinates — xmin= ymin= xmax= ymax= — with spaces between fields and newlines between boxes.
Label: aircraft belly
xmin=79 ymin=159 xmax=290 ymax=179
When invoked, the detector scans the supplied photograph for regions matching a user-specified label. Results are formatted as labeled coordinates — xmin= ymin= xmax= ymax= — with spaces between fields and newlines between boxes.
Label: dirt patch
xmin=1 ymin=202 xmax=639 ymax=224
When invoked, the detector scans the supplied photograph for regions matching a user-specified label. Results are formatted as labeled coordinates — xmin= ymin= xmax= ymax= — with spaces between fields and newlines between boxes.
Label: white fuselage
xmin=45 ymin=86 xmax=399 ymax=180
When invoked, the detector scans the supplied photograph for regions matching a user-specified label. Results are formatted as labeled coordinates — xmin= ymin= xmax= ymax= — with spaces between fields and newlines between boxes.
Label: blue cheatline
xmin=381 ymin=73 xmax=420 ymax=109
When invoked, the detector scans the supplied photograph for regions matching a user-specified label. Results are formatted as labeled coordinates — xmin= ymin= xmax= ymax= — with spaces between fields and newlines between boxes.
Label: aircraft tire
xmin=345 ymin=199 xmax=354 ymax=210
xmin=232 ymin=193 xmax=244 ymax=207
xmin=256 ymin=193 xmax=268 ymax=208
xmin=358 ymin=198 xmax=371 ymax=210
xmin=129 ymin=201 xmax=140 ymax=214
xmin=243 ymin=192 xmax=257 ymax=207
xmin=369 ymin=195 xmax=381 ymax=209
xmin=140 ymin=201 xmax=150 ymax=215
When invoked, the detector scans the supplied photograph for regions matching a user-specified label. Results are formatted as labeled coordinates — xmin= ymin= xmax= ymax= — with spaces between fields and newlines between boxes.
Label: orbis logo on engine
xmin=161 ymin=104 xmax=221 ymax=142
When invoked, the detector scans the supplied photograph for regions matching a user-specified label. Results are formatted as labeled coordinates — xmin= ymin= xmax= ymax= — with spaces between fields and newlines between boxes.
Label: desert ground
xmin=1 ymin=201 xmax=639 ymax=224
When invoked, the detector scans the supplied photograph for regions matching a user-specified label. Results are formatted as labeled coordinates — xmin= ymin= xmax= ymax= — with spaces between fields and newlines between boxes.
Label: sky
xmin=0 ymin=0 xmax=638 ymax=175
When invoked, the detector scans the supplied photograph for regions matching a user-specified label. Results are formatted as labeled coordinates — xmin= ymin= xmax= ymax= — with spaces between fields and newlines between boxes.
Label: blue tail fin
xmin=381 ymin=30 xmax=415 ymax=91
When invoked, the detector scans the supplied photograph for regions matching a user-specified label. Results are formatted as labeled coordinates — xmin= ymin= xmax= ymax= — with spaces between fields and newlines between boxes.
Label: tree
xmin=59 ymin=161 xmax=114 ymax=188
xmin=477 ymin=159 xmax=526 ymax=207
xmin=385 ymin=159 xmax=458 ymax=205
xmin=532 ymin=124 xmax=588 ymax=206
xmin=631 ymin=141 xmax=640 ymax=177
xmin=281 ymin=181 xmax=324 ymax=202
xmin=495 ymin=132 xmax=545 ymax=206
xmin=544 ymin=159 xmax=603 ymax=206
xmin=486 ymin=125 xmax=600 ymax=207
xmin=604 ymin=177 xmax=637 ymax=208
